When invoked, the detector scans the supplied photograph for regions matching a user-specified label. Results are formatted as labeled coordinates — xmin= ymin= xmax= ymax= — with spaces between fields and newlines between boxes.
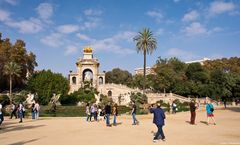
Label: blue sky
xmin=0 ymin=0 xmax=240 ymax=76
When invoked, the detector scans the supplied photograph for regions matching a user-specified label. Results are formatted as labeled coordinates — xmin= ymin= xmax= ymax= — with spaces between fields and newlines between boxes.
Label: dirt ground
xmin=1 ymin=107 xmax=240 ymax=145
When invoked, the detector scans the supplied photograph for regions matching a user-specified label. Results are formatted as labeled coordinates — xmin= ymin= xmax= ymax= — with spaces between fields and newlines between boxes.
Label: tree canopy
xmin=26 ymin=70 xmax=69 ymax=105
xmin=0 ymin=33 xmax=37 ymax=92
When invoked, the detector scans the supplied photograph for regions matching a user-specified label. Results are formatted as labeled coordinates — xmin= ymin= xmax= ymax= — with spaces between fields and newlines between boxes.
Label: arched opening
xmin=108 ymin=90 xmax=112 ymax=97
xmin=72 ymin=77 xmax=76 ymax=84
xmin=82 ymin=69 xmax=93 ymax=82
xmin=99 ymin=77 xmax=103 ymax=85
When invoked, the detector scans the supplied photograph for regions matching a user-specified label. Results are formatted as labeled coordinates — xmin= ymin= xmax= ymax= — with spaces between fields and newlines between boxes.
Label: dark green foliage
xmin=60 ymin=94 xmax=79 ymax=105
xmin=12 ymin=94 xmax=27 ymax=104
xmin=129 ymin=57 xmax=240 ymax=100
xmin=130 ymin=92 xmax=148 ymax=105
xmin=27 ymin=70 xmax=69 ymax=105
xmin=60 ymin=83 xmax=97 ymax=105
xmin=0 ymin=95 xmax=10 ymax=106
xmin=105 ymin=68 xmax=133 ymax=87
xmin=99 ymin=94 xmax=113 ymax=106
xmin=37 ymin=105 xmax=130 ymax=117
xmin=0 ymin=33 xmax=37 ymax=92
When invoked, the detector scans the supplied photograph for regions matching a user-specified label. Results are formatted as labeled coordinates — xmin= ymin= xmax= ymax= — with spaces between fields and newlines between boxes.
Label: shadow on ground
xmin=8 ymin=138 xmax=40 ymax=145
xmin=200 ymin=121 xmax=208 ymax=125
xmin=1 ymin=124 xmax=45 ymax=134
xmin=226 ymin=107 xmax=240 ymax=112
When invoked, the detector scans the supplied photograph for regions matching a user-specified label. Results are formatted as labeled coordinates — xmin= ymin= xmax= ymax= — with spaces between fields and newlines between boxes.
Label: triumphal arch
xmin=69 ymin=47 xmax=105 ymax=93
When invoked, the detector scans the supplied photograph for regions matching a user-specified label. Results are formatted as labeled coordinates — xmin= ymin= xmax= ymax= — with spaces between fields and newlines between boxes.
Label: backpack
xmin=208 ymin=104 xmax=214 ymax=112
xmin=210 ymin=107 xmax=214 ymax=112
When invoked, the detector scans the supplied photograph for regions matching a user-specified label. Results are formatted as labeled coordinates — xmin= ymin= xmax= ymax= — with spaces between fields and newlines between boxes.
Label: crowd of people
xmin=0 ymin=98 xmax=226 ymax=143
xmin=85 ymin=101 xmax=139 ymax=127
xmin=0 ymin=101 xmax=41 ymax=129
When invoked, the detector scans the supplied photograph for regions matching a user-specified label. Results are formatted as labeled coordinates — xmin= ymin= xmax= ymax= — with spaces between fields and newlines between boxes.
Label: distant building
xmin=134 ymin=67 xmax=155 ymax=75
xmin=185 ymin=57 xmax=210 ymax=65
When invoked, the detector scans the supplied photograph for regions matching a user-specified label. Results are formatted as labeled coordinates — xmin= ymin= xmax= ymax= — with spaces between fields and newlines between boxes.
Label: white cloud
xmin=91 ymin=31 xmax=136 ymax=54
xmin=113 ymin=31 xmax=137 ymax=42
xmin=57 ymin=24 xmax=79 ymax=34
xmin=182 ymin=22 xmax=207 ymax=36
xmin=36 ymin=3 xmax=53 ymax=20
xmin=6 ymin=18 xmax=43 ymax=33
xmin=146 ymin=10 xmax=163 ymax=23
xmin=209 ymin=1 xmax=236 ymax=15
xmin=84 ymin=9 xmax=103 ymax=16
xmin=182 ymin=22 xmax=223 ymax=36
xmin=41 ymin=33 xmax=63 ymax=47
xmin=76 ymin=33 xmax=95 ymax=42
xmin=0 ymin=4 xmax=54 ymax=34
xmin=210 ymin=27 xmax=223 ymax=33
xmin=165 ymin=48 xmax=196 ymax=60
xmin=182 ymin=10 xmax=199 ymax=22
xmin=65 ymin=45 xmax=78 ymax=55
xmin=4 ymin=0 xmax=18 ymax=5
xmin=0 ymin=9 xmax=10 ymax=21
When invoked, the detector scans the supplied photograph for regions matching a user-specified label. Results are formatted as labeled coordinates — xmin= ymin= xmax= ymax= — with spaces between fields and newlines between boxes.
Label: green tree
xmin=27 ymin=70 xmax=69 ymax=105
xmin=133 ymin=28 xmax=157 ymax=93
xmin=3 ymin=62 xmax=22 ymax=104
xmin=0 ymin=33 xmax=37 ymax=91
xmin=105 ymin=68 xmax=133 ymax=87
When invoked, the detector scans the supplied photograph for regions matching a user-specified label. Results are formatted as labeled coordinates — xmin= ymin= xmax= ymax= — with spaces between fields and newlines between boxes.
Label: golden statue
xmin=83 ymin=46 xmax=92 ymax=53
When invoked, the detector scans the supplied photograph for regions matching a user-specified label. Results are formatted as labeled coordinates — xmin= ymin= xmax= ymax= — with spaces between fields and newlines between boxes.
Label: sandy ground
xmin=1 ymin=107 xmax=240 ymax=145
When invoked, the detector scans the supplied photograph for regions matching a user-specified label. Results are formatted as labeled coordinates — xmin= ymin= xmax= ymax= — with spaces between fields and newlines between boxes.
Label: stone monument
xmin=69 ymin=47 xmax=105 ymax=93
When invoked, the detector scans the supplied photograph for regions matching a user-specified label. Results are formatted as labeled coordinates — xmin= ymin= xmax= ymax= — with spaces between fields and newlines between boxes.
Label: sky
xmin=0 ymin=0 xmax=240 ymax=76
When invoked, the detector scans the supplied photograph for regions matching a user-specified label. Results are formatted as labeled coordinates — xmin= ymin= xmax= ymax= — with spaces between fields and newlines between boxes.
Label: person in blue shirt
xmin=149 ymin=103 xmax=166 ymax=143
xmin=206 ymin=100 xmax=216 ymax=125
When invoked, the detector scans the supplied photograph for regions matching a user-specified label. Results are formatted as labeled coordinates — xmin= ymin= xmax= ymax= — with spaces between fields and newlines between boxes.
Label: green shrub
xmin=0 ymin=95 xmax=10 ymax=106
xmin=60 ymin=94 xmax=78 ymax=105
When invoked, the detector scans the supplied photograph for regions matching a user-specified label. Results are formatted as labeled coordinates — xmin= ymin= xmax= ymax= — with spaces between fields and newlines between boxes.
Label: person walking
xmin=149 ymin=103 xmax=166 ymax=143
xmin=206 ymin=100 xmax=216 ymax=125
xmin=93 ymin=104 xmax=98 ymax=121
xmin=172 ymin=102 xmax=177 ymax=114
xmin=189 ymin=100 xmax=197 ymax=125
xmin=10 ymin=103 xmax=17 ymax=119
xmin=0 ymin=103 xmax=4 ymax=129
xmin=112 ymin=103 xmax=118 ymax=126
xmin=34 ymin=101 xmax=40 ymax=119
xmin=31 ymin=103 xmax=35 ymax=119
xmin=104 ymin=102 xmax=111 ymax=127
xmin=18 ymin=102 xmax=24 ymax=123
xmin=131 ymin=101 xmax=139 ymax=125
xmin=86 ymin=103 xmax=91 ymax=122
xmin=90 ymin=104 xmax=95 ymax=122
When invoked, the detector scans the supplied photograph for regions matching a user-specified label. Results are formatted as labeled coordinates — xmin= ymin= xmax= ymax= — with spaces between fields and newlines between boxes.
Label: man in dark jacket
xmin=104 ymin=102 xmax=112 ymax=127
xmin=189 ymin=100 xmax=197 ymax=125
xmin=150 ymin=103 xmax=166 ymax=142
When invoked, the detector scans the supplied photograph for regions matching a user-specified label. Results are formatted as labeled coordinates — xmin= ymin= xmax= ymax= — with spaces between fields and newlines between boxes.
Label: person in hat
xmin=149 ymin=103 xmax=166 ymax=143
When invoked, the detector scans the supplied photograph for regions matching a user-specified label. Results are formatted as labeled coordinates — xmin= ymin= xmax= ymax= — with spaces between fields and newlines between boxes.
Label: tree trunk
xmin=143 ymin=47 xmax=146 ymax=94
xmin=9 ymin=75 xmax=12 ymax=105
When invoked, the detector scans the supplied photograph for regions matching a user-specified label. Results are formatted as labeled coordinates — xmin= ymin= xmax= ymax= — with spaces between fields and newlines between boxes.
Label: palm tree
xmin=133 ymin=28 xmax=157 ymax=93
xmin=3 ymin=62 xmax=22 ymax=104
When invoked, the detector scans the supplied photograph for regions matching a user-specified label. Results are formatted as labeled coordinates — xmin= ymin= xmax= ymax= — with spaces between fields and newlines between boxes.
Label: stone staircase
xmin=98 ymin=83 xmax=190 ymax=105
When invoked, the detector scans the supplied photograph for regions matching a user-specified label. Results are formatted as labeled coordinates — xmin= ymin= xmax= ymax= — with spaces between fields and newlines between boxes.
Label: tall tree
xmin=133 ymin=28 xmax=157 ymax=93
xmin=27 ymin=70 xmax=69 ymax=105
xmin=3 ymin=62 xmax=22 ymax=104
xmin=0 ymin=33 xmax=37 ymax=91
